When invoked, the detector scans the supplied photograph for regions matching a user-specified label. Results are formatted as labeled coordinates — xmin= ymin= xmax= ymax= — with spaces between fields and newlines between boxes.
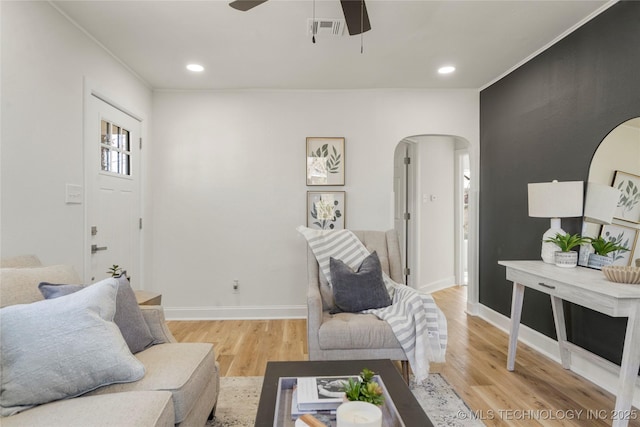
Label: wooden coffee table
xmin=255 ymin=359 xmax=432 ymax=426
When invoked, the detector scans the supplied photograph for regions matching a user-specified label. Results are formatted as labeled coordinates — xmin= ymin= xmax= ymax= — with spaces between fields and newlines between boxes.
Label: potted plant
xmin=338 ymin=368 xmax=384 ymax=426
xmin=544 ymin=233 xmax=589 ymax=268
xmin=342 ymin=368 xmax=384 ymax=406
xmin=587 ymin=236 xmax=629 ymax=269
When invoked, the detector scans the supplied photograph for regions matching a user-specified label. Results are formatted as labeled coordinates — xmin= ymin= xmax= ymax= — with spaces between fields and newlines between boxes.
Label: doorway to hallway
xmin=393 ymin=135 xmax=473 ymax=297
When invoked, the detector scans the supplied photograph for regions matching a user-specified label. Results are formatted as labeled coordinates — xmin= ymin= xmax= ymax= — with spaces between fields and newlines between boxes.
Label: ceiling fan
xmin=229 ymin=0 xmax=371 ymax=36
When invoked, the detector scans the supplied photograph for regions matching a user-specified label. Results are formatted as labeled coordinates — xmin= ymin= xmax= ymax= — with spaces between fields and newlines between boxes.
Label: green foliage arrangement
xmin=544 ymin=233 xmax=589 ymax=252
xmin=590 ymin=236 xmax=629 ymax=256
xmin=343 ymin=368 xmax=384 ymax=406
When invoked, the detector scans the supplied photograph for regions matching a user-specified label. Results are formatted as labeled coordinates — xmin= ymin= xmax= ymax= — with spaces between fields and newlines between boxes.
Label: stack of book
xmin=291 ymin=376 xmax=357 ymax=420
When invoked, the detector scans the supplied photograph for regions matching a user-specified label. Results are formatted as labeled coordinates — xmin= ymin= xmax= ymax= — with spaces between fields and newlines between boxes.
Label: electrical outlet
xmin=232 ymin=280 xmax=240 ymax=294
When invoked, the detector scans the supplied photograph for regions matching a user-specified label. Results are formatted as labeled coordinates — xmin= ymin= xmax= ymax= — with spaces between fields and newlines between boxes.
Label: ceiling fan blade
xmin=229 ymin=0 xmax=268 ymax=12
xmin=340 ymin=0 xmax=371 ymax=35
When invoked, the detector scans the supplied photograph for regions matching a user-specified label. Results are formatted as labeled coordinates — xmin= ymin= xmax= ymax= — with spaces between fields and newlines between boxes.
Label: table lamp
xmin=583 ymin=182 xmax=621 ymax=225
xmin=579 ymin=182 xmax=622 ymax=266
xmin=528 ymin=180 xmax=584 ymax=263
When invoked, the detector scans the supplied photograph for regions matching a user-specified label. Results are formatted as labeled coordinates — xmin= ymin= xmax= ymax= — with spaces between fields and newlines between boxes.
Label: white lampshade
xmin=528 ymin=180 xmax=584 ymax=218
xmin=583 ymin=182 xmax=621 ymax=225
xmin=528 ymin=180 xmax=584 ymax=264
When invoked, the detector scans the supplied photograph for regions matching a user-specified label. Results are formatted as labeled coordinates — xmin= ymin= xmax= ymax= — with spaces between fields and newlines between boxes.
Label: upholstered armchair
xmin=305 ymin=230 xmax=410 ymax=381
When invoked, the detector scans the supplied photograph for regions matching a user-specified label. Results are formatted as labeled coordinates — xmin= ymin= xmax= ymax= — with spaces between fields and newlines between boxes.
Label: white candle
xmin=336 ymin=401 xmax=382 ymax=427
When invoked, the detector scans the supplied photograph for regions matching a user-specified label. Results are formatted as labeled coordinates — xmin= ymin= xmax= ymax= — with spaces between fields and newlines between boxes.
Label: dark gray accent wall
xmin=480 ymin=1 xmax=640 ymax=366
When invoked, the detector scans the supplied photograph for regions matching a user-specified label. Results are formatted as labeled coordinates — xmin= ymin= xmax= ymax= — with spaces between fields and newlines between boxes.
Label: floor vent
xmin=307 ymin=18 xmax=345 ymax=37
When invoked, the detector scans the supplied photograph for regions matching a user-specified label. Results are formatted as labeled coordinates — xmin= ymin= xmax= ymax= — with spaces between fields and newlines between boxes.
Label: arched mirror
xmin=579 ymin=117 xmax=640 ymax=268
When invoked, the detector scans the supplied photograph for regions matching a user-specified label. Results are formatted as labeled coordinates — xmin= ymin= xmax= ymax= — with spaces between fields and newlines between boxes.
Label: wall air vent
xmin=307 ymin=18 xmax=345 ymax=37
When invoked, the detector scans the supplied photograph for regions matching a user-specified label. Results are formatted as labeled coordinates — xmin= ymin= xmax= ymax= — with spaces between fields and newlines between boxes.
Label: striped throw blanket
xmin=297 ymin=226 xmax=447 ymax=382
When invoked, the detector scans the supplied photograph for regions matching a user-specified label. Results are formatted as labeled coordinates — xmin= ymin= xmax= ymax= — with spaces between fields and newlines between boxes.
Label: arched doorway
xmin=393 ymin=134 xmax=478 ymax=312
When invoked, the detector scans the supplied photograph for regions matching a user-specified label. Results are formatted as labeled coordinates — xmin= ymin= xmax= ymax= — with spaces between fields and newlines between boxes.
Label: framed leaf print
xmin=612 ymin=170 xmax=640 ymax=223
xmin=307 ymin=191 xmax=345 ymax=230
xmin=600 ymin=223 xmax=638 ymax=266
xmin=306 ymin=137 xmax=345 ymax=186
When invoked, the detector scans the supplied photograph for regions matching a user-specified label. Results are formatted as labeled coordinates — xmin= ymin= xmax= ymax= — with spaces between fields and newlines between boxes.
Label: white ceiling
xmin=52 ymin=0 xmax=611 ymax=90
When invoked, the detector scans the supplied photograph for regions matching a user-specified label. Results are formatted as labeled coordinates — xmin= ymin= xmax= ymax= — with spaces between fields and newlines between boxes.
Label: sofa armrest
xmin=140 ymin=306 xmax=177 ymax=344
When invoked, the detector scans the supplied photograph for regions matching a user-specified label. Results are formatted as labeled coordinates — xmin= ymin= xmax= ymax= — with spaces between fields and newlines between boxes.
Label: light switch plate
xmin=65 ymin=184 xmax=83 ymax=204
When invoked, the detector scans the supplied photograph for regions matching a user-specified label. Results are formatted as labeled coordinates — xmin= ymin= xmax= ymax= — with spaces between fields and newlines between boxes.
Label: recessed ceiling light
xmin=186 ymin=64 xmax=204 ymax=72
xmin=438 ymin=65 xmax=456 ymax=74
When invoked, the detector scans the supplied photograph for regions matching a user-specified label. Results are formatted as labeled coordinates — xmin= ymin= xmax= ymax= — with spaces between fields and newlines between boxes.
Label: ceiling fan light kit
xmin=230 ymin=0 xmax=371 ymax=36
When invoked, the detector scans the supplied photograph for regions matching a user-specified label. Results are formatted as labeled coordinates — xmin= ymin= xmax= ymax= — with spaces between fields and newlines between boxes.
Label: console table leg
xmin=507 ymin=282 xmax=525 ymax=371
xmin=613 ymin=306 xmax=640 ymax=427
xmin=550 ymin=296 xmax=571 ymax=369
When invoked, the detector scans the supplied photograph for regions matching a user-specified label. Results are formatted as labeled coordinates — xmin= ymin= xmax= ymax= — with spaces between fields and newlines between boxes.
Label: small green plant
xmin=590 ymin=236 xmax=629 ymax=256
xmin=342 ymin=368 xmax=384 ymax=406
xmin=544 ymin=233 xmax=589 ymax=252
xmin=107 ymin=264 xmax=123 ymax=277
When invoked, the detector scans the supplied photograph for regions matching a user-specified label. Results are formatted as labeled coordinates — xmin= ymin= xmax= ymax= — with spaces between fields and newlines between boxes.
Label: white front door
xmin=84 ymin=93 xmax=141 ymax=285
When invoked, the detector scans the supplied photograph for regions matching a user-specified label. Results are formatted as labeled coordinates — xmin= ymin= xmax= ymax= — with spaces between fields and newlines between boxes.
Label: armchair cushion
xmin=330 ymin=251 xmax=391 ymax=313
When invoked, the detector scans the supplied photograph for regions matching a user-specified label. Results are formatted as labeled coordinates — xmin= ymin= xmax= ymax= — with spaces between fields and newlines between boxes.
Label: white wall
xmin=0 ymin=2 xmax=152 ymax=275
xmin=150 ymin=90 xmax=478 ymax=318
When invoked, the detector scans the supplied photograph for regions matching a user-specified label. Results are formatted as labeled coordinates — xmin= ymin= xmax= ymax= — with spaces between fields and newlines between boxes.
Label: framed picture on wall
xmin=306 ymin=137 xmax=345 ymax=186
xmin=307 ymin=191 xmax=345 ymax=230
xmin=600 ymin=223 xmax=639 ymax=266
xmin=612 ymin=170 xmax=640 ymax=224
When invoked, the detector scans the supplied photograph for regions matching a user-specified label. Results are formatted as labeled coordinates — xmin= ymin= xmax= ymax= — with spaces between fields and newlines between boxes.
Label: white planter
xmin=555 ymin=251 xmax=578 ymax=268
xmin=587 ymin=253 xmax=613 ymax=270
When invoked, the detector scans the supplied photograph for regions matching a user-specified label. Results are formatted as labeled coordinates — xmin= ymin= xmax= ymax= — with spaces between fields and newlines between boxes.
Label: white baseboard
xmin=477 ymin=304 xmax=640 ymax=409
xmin=164 ymin=305 xmax=307 ymax=320
xmin=418 ymin=276 xmax=456 ymax=294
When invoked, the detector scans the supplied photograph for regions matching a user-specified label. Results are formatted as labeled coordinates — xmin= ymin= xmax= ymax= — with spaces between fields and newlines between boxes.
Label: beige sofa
xmin=0 ymin=256 xmax=219 ymax=427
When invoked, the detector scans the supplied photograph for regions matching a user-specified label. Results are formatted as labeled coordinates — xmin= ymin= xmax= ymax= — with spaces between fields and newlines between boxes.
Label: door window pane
xmin=100 ymin=119 xmax=131 ymax=176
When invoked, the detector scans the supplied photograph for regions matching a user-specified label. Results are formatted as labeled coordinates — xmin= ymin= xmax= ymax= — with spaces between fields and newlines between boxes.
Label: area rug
xmin=208 ymin=374 xmax=484 ymax=427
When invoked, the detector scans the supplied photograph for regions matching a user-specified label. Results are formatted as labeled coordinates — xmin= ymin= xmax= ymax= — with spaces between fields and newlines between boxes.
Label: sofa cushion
xmin=0 ymin=280 xmax=145 ymax=416
xmin=318 ymin=311 xmax=402 ymax=350
xmin=0 ymin=265 xmax=81 ymax=308
xmin=85 ymin=343 xmax=216 ymax=424
xmin=0 ymin=391 xmax=175 ymax=427
xmin=330 ymin=251 xmax=391 ymax=313
xmin=38 ymin=277 xmax=155 ymax=354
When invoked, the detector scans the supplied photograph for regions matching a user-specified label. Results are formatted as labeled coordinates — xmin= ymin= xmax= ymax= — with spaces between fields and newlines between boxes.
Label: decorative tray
xmin=602 ymin=266 xmax=640 ymax=284
xmin=273 ymin=376 xmax=405 ymax=427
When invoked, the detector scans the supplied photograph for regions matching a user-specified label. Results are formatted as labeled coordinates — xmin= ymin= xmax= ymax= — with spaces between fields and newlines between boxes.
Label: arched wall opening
xmin=394 ymin=134 xmax=478 ymax=311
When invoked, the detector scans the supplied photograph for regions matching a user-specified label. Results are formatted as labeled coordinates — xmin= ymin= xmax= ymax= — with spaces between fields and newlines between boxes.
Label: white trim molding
xmin=477 ymin=303 xmax=640 ymax=409
xmin=418 ymin=276 xmax=457 ymax=294
xmin=165 ymin=305 xmax=307 ymax=321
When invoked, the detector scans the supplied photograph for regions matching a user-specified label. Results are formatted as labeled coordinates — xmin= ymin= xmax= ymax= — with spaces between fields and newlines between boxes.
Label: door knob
xmin=91 ymin=244 xmax=108 ymax=254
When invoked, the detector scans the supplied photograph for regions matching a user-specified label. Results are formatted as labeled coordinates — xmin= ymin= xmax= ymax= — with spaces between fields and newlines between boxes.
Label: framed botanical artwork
xmin=306 ymin=137 xmax=345 ymax=186
xmin=307 ymin=191 xmax=345 ymax=230
xmin=600 ymin=223 xmax=638 ymax=266
xmin=612 ymin=170 xmax=640 ymax=223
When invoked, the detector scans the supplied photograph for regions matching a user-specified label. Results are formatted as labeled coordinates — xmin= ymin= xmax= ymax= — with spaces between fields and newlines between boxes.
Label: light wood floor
xmin=167 ymin=286 xmax=639 ymax=427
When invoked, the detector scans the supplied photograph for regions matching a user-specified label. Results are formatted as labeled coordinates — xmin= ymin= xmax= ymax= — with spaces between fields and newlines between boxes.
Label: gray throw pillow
xmin=38 ymin=282 xmax=84 ymax=298
xmin=0 ymin=280 xmax=145 ymax=416
xmin=38 ymin=277 xmax=154 ymax=354
xmin=329 ymin=251 xmax=392 ymax=313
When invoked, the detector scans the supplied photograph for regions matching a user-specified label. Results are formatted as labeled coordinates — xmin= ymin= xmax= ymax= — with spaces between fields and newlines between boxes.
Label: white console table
xmin=499 ymin=260 xmax=640 ymax=427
